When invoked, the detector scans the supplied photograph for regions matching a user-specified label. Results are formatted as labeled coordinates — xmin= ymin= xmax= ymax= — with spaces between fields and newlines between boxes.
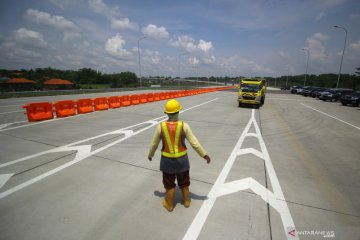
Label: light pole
xmin=286 ymin=64 xmax=289 ymax=87
xmin=333 ymin=25 xmax=347 ymax=89
xmin=178 ymin=52 xmax=187 ymax=87
xmin=302 ymin=48 xmax=310 ymax=86
xmin=138 ymin=35 xmax=146 ymax=88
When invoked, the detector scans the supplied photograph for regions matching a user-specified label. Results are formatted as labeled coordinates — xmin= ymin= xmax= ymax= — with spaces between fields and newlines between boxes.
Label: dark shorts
xmin=160 ymin=154 xmax=190 ymax=173
xmin=163 ymin=170 xmax=190 ymax=189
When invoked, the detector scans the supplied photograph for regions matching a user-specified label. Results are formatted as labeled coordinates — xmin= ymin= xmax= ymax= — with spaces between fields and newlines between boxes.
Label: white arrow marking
xmin=0 ymin=98 xmax=219 ymax=200
xmin=183 ymin=109 xmax=298 ymax=240
xmin=0 ymin=173 xmax=14 ymax=189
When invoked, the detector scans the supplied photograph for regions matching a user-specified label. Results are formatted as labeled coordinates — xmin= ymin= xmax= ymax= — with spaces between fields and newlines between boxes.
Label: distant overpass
xmin=145 ymin=77 xmax=229 ymax=85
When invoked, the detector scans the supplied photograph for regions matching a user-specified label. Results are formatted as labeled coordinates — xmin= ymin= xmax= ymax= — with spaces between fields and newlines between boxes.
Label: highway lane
xmin=0 ymin=90 xmax=359 ymax=240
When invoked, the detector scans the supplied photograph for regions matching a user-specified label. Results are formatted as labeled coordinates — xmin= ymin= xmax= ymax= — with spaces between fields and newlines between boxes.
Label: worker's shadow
xmin=154 ymin=187 xmax=208 ymax=207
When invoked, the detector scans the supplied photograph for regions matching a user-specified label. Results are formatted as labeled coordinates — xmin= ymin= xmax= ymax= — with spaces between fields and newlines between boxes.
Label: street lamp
xmin=333 ymin=25 xmax=347 ymax=89
xmin=137 ymin=35 xmax=146 ymax=88
xmin=302 ymin=48 xmax=310 ymax=86
xmin=178 ymin=52 xmax=187 ymax=87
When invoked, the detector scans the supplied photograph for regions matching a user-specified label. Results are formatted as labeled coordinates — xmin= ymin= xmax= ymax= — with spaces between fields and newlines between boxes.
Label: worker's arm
xmin=183 ymin=123 xmax=210 ymax=163
xmin=148 ymin=124 xmax=161 ymax=161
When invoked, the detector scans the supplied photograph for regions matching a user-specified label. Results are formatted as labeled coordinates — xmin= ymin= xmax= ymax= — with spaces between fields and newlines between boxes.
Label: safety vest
xmin=161 ymin=121 xmax=187 ymax=158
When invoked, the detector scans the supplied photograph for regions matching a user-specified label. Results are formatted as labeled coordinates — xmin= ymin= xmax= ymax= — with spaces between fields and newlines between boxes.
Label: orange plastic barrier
xmin=54 ymin=100 xmax=76 ymax=118
xmin=108 ymin=96 xmax=121 ymax=109
xmin=164 ymin=92 xmax=171 ymax=99
xmin=23 ymin=102 xmax=54 ymax=122
xmin=120 ymin=95 xmax=131 ymax=107
xmin=94 ymin=97 xmax=109 ymax=111
xmin=76 ymin=98 xmax=93 ymax=114
xmin=139 ymin=94 xmax=148 ymax=104
xmin=130 ymin=94 xmax=140 ymax=105
xmin=153 ymin=93 xmax=160 ymax=101
xmin=147 ymin=93 xmax=154 ymax=102
xmin=159 ymin=93 xmax=165 ymax=100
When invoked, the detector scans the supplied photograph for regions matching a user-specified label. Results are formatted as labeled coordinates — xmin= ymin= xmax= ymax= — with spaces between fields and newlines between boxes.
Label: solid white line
xmin=0 ymin=110 xmax=24 ymax=115
xmin=0 ymin=121 xmax=27 ymax=130
xmin=183 ymin=109 xmax=297 ymax=240
xmin=301 ymin=103 xmax=360 ymax=130
xmin=268 ymin=97 xmax=317 ymax=103
xmin=0 ymin=104 xmax=23 ymax=108
xmin=183 ymin=110 xmax=254 ymax=240
xmin=0 ymin=98 xmax=218 ymax=199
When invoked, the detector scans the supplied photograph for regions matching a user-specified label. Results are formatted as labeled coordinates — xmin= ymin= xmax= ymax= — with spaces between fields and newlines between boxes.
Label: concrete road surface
xmin=0 ymin=90 xmax=359 ymax=240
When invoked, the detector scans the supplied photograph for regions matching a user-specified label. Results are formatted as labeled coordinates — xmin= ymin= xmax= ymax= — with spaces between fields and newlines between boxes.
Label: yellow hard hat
xmin=164 ymin=99 xmax=182 ymax=114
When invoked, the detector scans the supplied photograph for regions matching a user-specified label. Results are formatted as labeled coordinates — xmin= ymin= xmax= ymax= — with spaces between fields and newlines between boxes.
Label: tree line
xmin=1 ymin=67 xmax=359 ymax=90
xmin=0 ymin=68 xmax=138 ymax=88
xmin=265 ymin=70 xmax=360 ymax=90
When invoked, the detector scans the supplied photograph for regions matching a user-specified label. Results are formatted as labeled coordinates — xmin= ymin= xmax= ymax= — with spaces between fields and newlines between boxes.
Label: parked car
xmin=290 ymin=86 xmax=302 ymax=94
xmin=317 ymin=89 xmax=335 ymax=99
xmin=301 ymin=86 xmax=319 ymax=97
xmin=340 ymin=91 xmax=360 ymax=107
xmin=310 ymin=87 xmax=328 ymax=98
xmin=296 ymin=86 xmax=312 ymax=95
xmin=322 ymin=89 xmax=354 ymax=102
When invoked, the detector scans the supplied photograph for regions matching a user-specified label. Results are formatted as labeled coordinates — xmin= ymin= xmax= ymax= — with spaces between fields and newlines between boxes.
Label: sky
xmin=0 ymin=0 xmax=359 ymax=78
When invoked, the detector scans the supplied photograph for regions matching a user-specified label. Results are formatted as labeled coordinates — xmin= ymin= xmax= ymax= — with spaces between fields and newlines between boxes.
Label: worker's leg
xmin=177 ymin=171 xmax=191 ymax=208
xmin=162 ymin=172 xmax=176 ymax=212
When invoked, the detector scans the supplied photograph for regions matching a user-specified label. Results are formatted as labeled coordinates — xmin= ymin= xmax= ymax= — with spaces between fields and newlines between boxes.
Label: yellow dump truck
xmin=238 ymin=78 xmax=266 ymax=108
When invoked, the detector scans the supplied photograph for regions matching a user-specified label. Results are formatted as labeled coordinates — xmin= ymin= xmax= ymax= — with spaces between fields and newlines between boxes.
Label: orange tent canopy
xmin=44 ymin=79 xmax=73 ymax=85
xmin=7 ymin=78 xmax=36 ymax=84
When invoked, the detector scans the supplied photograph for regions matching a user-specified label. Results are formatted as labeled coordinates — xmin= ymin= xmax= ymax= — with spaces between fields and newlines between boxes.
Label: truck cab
xmin=238 ymin=78 xmax=266 ymax=108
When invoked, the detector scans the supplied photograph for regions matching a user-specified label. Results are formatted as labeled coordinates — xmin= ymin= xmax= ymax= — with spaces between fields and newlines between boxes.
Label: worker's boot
xmin=162 ymin=188 xmax=175 ymax=212
xmin=181 ymin=186 xmax=191 ymax=208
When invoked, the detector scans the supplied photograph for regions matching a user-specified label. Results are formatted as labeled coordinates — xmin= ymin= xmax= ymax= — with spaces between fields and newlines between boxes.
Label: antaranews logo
xmin=287 ymin=227 xmax=297 ymax=239
xmin=287 ymin=227 xmax=336 ymax=239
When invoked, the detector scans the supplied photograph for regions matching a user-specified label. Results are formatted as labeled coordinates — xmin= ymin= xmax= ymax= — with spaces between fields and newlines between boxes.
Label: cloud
xmin=350 ymin=40 xmax=360 ymax=51
xmin=88 ymin=0 xmax=119 ymax=18
xmin=24 ymin=9 xmax=79 ymax=31
xmin=170 ymin=36 xmax=214 ymax=54
xmin=142 ymin=24 xmax=169 ymax=39
xmin=64 ymin=32 xmax=82 ymax=42
xmin=198 ymin=40 xmax=214 ymax=53
xmin=306 ymin=32 xmax=330 ymax=62
xmin=189 ymin=56 xmax=199 ymax=65
xmin=105 ymin=33 xmax=132 ymax=59
xmin=219 ymin=54 xmax=272 ymax=75
xmin=144 ymin=50 xmax=161 ymax=64
xmin=111 ymin=18 xmax=138 ymax=30
xmin=13 ymin=28 xmax=49 ymax=48
xmin=316 ymin=12 xmax=326 ymax=21
xmin=202 ymin=55 xmax=216 ymax=64
xmin=170 ymin=35 xmax=197 ymax=52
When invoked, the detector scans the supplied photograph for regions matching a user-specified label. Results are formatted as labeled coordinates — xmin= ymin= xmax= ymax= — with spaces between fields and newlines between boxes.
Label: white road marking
xmin=301 ymin=103 xmax=360 ymax=130
xmin=0 ymin=174 xmax=14 ymax=189
xmin=0 ymin=98 xmax=218 ymax=199
xmin=0 ymin=110 xmax=24 ymax=115
xmin=183 ymin=109 xmax=298 ymax=240
xmin=268 ymin=97 xmax=317 ymax=102
xmin=0 ymin=104 xmax=23 ymax=108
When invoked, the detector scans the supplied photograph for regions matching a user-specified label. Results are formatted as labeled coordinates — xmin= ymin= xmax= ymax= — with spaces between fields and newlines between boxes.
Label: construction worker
xmin=148 ymin=99 xmax=211 ymax=212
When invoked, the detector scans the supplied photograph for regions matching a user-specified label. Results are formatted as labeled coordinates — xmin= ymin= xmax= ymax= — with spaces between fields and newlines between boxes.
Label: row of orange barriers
xmin=23 ymin=87 xmax=232 ymax=122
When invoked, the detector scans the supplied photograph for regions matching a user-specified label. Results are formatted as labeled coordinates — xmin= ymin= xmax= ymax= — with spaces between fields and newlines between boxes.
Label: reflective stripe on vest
xmin=161 ymin=121 xmax=187 ymax=158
